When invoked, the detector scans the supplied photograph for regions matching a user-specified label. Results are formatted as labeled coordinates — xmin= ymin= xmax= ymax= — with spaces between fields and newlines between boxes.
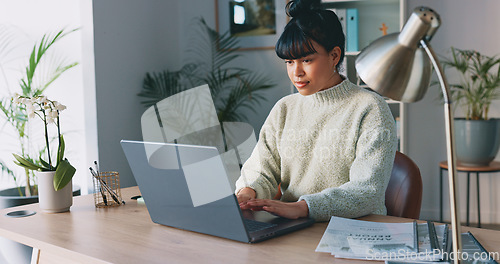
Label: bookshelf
xmin=321 ymin=0 xmax=408 ymax=153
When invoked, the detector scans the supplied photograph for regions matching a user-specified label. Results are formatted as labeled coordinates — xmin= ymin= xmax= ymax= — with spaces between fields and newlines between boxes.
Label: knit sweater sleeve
xmin=299 ymin=99 xmax=397 ymax=221
xmin=234 ymin=99 xmax=284 ymax=199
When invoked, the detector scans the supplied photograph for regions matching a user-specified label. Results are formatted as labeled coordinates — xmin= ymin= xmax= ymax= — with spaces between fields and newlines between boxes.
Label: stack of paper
xmin=316 ymin=216 xmax=448 ymax=262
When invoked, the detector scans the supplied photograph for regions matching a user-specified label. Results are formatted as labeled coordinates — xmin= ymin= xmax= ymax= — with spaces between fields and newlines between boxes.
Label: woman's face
xmin=285 ymin=41 xmax=341 ymax=96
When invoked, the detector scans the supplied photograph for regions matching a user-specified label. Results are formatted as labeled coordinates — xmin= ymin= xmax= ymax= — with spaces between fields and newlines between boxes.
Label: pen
xmin=90 ymin=167 xmax=124 ymax=205
xmin=91 ymin=162 xmax=107 ymax=206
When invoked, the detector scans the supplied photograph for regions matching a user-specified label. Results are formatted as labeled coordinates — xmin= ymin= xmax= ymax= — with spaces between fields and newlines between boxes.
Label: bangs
xmin=275 ymin=24 xmax=317 ymax=60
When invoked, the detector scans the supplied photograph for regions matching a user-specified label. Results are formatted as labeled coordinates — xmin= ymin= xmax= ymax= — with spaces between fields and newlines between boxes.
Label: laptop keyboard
xmin=243 ymin=219 xmax=277 ymax=233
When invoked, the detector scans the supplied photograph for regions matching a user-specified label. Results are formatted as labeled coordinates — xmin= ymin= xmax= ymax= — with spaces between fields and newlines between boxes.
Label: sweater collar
xmin=307 ymin=79 xmax=355 ymax=105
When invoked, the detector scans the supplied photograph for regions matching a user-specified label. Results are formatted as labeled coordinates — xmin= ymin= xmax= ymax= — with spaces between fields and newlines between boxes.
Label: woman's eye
xmin=303 ymin=59 xmax=312 ymax=63
xmin=285 ymin=60 xmax=293 ymax=64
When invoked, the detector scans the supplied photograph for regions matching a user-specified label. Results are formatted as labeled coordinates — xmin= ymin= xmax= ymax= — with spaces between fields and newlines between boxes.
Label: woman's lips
xmin=294 ymin=81 xmax=309 ymax=88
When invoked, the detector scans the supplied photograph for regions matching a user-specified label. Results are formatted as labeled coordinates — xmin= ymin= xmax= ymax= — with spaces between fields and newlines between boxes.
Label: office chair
xmin=274 ymin=151 xmax=423 ymax=219
xmin=385 ymin=151 xmax=423 ymax=219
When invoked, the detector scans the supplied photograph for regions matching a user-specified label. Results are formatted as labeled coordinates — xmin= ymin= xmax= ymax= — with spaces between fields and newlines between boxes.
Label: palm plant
xmin=137 ymin=18 xmax=274 ymax=123
xmin=440 ymin=47 xmax=500 ymax=120
xmin=0 ymin=27 xmax=78 ymax=196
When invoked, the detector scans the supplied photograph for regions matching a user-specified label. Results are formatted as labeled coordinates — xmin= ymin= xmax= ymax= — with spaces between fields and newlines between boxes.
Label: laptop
xmin=120 ymin=140 xmax=314 ymax=243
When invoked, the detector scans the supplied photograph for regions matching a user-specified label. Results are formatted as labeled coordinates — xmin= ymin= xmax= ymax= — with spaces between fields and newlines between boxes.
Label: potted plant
xmin=137 ymin=18 xmax=274 ymax=123
xmin=0 ymin=28 xmax=78 ymax=199
xmin=440 ymin=47 xmax=500 ymax=166
xmin=12 ymin=95 xmax=76 ymax=213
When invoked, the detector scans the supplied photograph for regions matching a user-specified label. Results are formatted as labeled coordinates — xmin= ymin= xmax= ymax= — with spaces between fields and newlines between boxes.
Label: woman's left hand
xmin=239 ymin=199 xmax=309 ymax=219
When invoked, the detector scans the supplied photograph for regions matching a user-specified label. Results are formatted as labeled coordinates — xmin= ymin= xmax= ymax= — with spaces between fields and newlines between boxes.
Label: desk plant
xmin=0 ymin=28 xmax=78 ymax=196
xmin=439 ymin=47 xmax=500 ymax=165
xmin=137 ymin=18 xmax=273 ymax=122
xmin=441 ymin=47 xmax=500 ymax=120
xmin=12 ymin=95 xmax=75 ymax=191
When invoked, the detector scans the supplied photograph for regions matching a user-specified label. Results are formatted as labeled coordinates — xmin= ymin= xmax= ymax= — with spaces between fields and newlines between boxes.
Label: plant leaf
xmin=12 ymin=154 xmax=47 ymax=171
xmin=53 ymin=159 xmax=75 ymax=191
xmin=39 ymin=157 xmax=51 ymax=169
xmin=57 ymin=134 xmax=66 ymax=166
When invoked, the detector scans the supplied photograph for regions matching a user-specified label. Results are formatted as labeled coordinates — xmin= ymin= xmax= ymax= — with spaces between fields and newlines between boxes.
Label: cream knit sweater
xmin=235 ymin=80 xmax=397 ymax=222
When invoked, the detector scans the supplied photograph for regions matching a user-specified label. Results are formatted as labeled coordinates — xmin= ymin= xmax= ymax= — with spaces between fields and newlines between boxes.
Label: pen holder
xmin=92 ymin=171 xmax=123 ymax=208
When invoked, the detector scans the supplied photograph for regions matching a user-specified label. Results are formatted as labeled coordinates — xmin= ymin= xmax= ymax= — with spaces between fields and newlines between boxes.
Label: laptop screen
xmin=121 ymin=140 xmax=250 ymax=242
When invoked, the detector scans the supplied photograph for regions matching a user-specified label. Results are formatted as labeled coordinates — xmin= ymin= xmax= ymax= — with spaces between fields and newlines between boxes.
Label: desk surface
xmin=1 ymin=187 xmax=499 ymax=264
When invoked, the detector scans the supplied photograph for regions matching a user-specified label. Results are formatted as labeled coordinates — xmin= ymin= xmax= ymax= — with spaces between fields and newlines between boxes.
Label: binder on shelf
xmin=346 ymin=8 xmax=359 ymax=52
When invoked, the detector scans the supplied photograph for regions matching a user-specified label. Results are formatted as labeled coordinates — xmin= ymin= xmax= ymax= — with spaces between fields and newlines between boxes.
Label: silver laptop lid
xmin=121 ymin=140 xmax=250 ymax=242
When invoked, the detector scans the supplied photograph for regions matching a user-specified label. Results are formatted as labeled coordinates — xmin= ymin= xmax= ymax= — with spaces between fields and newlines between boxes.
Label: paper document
xmin=316 ymin=216 xmax=417 ymax=259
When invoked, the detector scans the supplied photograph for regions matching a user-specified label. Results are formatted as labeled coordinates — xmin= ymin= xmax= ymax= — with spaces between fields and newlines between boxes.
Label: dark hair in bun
xmin=285 ymin=0 xmax=320 ymax=17
xmin=275 ymin=0 xmax=345 ymax=69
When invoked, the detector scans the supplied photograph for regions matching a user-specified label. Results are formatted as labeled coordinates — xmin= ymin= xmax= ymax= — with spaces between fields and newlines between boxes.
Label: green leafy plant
xmin=137 ymin=18 xmax=274 ymax=122
xmin=440 ymin=47 xmax=500 ymax=120
xmin=0 ymin=27 xmax=78 ymax=195
xmin=12 ymin=95 xmax=75 ymax=191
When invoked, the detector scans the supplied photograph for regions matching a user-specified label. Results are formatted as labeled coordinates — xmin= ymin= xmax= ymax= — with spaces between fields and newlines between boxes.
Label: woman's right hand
xmin=236 ymin=187 xmax=256 ymax=204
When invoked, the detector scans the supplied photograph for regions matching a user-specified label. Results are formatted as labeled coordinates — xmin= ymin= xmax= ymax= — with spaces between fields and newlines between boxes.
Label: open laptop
xmin=120 ymin=140 xmax=314 ymax=243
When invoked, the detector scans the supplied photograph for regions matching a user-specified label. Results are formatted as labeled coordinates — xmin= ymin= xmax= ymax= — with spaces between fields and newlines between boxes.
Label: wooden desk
xmin=0 ymin=187 xmax=499 ymax=264
xmin=439 ymin=160 xmax=500 ymax=227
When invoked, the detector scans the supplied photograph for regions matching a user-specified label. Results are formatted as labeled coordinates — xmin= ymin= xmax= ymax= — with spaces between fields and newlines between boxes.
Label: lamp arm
xmin=421 ymin=39 xmax=462 ymax=263
xmin=420 ymin=40 xmax=452 ymax=104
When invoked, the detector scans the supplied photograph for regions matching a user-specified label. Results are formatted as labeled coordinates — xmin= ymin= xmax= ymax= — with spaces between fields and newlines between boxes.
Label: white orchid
xmin=12 ymin=95 xmax=75 ymax=191
xmin=53 ymin=101 xmax=67 ymax=111
xmin=13 ymin=96 xmax=67 ymax=121
xmin=47 ymin=110 xmax=58 ymax=124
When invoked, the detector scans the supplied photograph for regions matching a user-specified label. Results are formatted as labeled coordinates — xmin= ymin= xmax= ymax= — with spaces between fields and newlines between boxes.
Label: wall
xmin=92 ymin=0 xmax=182 ymax=187
xmin=178 ymin=0 xmax=290 ymax=132
xmin=406 ymin=0 xmax=500 ymax=224
xmin=92 ymin=0 xmax=290 ymax=188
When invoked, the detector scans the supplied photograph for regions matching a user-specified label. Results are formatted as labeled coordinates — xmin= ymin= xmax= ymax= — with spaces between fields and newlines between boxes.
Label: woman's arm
xmin=234 ymin=101 xmax=285 ymax=200
xmin=300 ymin=102 xmax=397 ymax=221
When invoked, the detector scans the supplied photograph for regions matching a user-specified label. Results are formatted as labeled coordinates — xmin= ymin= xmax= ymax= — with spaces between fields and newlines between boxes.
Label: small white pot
xmin=36 ymin=171 xmax=73 ymax=213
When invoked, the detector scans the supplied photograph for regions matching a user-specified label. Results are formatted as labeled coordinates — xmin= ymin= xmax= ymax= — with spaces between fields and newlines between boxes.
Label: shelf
xmin=321 ymin=0 xmax=407 ymax=153
xmin=322 ymin=0 xmax=401 ymax=52
xmin=345 ymin=51 xmax=360 ymax=56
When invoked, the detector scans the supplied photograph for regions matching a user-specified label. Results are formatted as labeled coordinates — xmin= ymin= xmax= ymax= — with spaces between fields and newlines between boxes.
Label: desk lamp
xmin=355 ymin=6 xmax=462 ymax=262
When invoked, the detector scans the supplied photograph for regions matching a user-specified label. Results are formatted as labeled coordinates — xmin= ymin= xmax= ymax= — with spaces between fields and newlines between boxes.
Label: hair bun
xmin=286 ymin=0 xmax=321 ymax=17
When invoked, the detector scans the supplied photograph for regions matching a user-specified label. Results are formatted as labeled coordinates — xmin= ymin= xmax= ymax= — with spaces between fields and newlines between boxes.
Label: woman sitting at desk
xmin=235 ymin=0 xmax=397 ymax=222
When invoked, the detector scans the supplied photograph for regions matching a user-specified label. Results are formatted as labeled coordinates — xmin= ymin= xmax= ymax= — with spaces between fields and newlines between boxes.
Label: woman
xmin=235 ymin=0 xmax=397 ymax=222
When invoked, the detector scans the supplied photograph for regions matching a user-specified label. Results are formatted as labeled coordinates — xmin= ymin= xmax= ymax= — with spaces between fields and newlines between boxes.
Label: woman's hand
xmin=236 ymin=187 xmax=256 ymax=203
xmin=239 ymin=199 xmax=309 ymax=219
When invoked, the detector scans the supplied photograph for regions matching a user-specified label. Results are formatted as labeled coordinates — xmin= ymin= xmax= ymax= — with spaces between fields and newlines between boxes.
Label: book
xmin=458 ymin=232 xmax=499 ymax=264
xmin=414 ymin=221 xmax=449 ymax=261
xmin=386 ymin=231 xmax=499 ymax=264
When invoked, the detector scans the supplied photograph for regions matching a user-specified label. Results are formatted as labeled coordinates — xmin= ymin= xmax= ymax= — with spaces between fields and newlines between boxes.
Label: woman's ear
xmin=330 ymin=46 xmax=342 ymax=66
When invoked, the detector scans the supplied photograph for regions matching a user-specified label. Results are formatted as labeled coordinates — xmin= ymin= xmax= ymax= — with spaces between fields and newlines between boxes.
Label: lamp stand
xmin=421 ymin=39 xmax=462 ymax=263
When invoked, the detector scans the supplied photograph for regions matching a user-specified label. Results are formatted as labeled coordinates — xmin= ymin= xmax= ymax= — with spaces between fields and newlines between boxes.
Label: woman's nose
xmin=293 ymin=64 xmax=304 ymax=77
